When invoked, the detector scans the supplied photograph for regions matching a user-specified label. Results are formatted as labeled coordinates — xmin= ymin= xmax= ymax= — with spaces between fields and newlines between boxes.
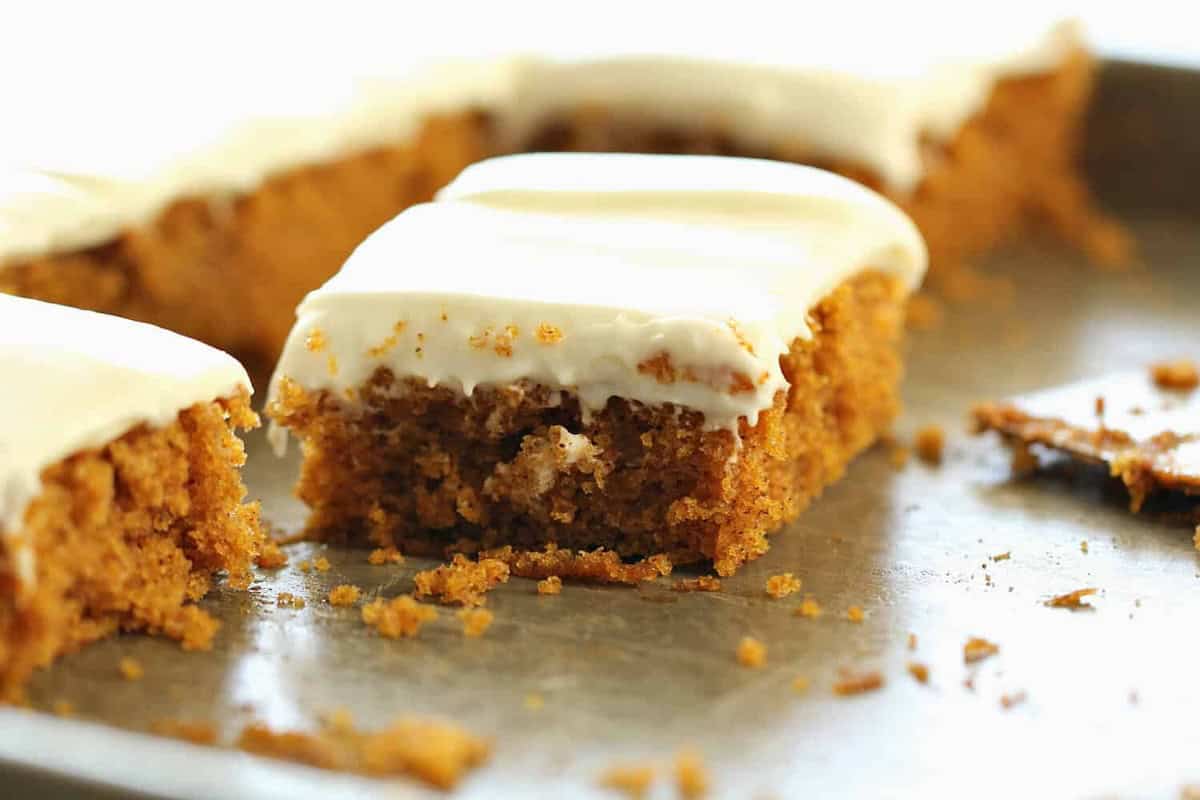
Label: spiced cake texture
xmin=0 ymin=392 xmax=262 ymax=700
xmin=270 ymin=271 xmax=905 ymax=575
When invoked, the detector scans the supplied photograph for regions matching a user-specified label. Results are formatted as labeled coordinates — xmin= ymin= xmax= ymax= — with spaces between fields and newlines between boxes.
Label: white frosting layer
xmin=0 ymin=12 xmax=1079 ymax=266
xmin=267 ymin=154 xmax=927 ymax=452
xmin=0 ymin=296 xmax=252 ymax=586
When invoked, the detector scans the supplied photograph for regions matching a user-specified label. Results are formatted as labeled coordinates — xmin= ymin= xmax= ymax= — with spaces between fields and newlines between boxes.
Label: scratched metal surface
xmin=2 ymin=61 xmax=1199 ymax=800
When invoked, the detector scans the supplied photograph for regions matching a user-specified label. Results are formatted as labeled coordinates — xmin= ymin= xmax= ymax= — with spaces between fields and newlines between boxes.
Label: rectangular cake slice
xmin=267 ymin=153 xmax=926 ymax=575
xmin=0 ymin=295 xmax=263 ymax=700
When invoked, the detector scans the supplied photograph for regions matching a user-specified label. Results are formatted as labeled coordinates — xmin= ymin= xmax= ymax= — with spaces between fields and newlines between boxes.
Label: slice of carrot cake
xmin=0 ymin=295 xmax=263 ymax=700
xmin=267 ymin=153 xmax=926 ymax=575
xmin=0 ymin=16 xmax=1117 ymax=366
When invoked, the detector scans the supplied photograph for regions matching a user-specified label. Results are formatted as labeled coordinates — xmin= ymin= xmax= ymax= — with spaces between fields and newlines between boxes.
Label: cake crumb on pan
xmin=1151 ymin=360 xmax=1198 ymax=391
xmin=598 ymin=762 xmax=655 ymax=799
xmin=674 ymin=749 xmax=710 ymax=799
xmin=236 ymin=714 xmax=490 ymax=789
xmin=795 ymin=596 xmax=823 ymax=619
xmin=1045 ymin=588 xmax=1098 ymax=610
xmin=964 ymin=637 xmax=999 ymax=664
xmin=536 ymin=576 xmax=563 ymax=595
xmin=118 ymin=657 xmax=144 ymax=681
xmin=457 ymin=608 xmax=494 ymax=638
xmin=914 ymin=425 xmax=945 ymax=465
xmin=765 ymin=573 xmax=802 ymax=599
xmin=151 ymin=719 xmax=219 ymax=746
xmin=833 ymin=669 xmax=884 ymax=696
xmin=368 ymin=547 xmax=405 ymax=565
xmin=361 ymin=596 xmax=438 ymax=639
xmin=413 ymin=554 xmax=510 ymax=606
xmin=736 ymin=637 xmax=767 ymax=668
xmin=328 ymin=585 xmax=362 ymax=607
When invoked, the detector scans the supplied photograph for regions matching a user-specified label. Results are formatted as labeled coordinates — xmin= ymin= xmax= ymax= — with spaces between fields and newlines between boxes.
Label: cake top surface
xmin=0 ymin=295 xmax=251 ymax=535
xmin=0 ymin=8 xmax=1078 ymax=265
xmin=268 ymin=153 xmax=926 ymax=447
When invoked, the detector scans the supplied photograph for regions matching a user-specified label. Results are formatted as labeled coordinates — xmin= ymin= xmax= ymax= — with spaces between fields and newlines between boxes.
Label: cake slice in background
xmin=0 ymin=14 xmax=1118 ymax=367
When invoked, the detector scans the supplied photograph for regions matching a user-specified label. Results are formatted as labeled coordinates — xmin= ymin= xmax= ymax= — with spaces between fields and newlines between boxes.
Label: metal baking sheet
xmin=3 ymin=60 xmax=1199 ymax=799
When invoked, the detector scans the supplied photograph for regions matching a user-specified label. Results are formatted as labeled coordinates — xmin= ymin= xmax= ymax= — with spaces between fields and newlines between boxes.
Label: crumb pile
xmin=236 ymin=711 xmax=491 ymax=790
xmin=361 ymin=596 xmax=438 ymax=639
xmin=414 ymin=554 xmax=510 ymax=606
xmin=765 ymin=573 xmax=802 ymax=599
xmin=328 ymin=585 xmax=362 ymax=607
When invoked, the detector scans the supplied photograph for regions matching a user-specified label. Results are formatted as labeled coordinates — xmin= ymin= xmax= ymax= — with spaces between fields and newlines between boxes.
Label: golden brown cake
xmin=0 ymin=295 xmax=263 ymax=700
xmin=266 ymin=154 xmax=926 ymax=575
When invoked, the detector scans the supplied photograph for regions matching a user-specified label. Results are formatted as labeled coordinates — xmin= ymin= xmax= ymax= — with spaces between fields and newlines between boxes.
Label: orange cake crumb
xmin=1080 ymin=539 xmax=1089 ymax=554
xmin=914 ymin=425 xmax=945 ymax=465
xmin=846 ymin=605 xmax=865 ymax=623
xmin=672 ymin=576 xmax=722 ymax=593
xmin=368 ymin=547 xmax=405 ymax=565
xmin=328 ymin=585 xmax=362 ymax=607
xmin=361 ymin=596 xmax=438 ymax=639
xmin=992 ymin=552 xmax=1011 ymax=562
xmin=736 ymin=636 xmax=767 ymax=668
xmin=765 ymin=573 xmax=802 ymax=599
xmin=795 ymin=596 xmax=823 ymax=619
xmin=298 ymin=560 xmax=312 ymax=573
xmin=457 ymin=608 xmax=495 ymax=638
xmin=964 ymin=637 xmax=1000 ymax=664
xmin=907 ymin=663 xmax=930 ymax=684
xmin=792 ymin=676 xmax=811 ymax=694
xmin=888 ymin=443 xmax=911 ymax=470
xmin=174 ymin=606 xmax=222 ymax=652
xmin=1151 ymin=360 xmax=1199 ymax=391
xmin=1045 ymin=587 xmax=1098 ymax=609
xmin=314 ymin=557 xmax=331 ymax=572
xmin=151 ymin=719 xmax=219 ymax=746
xmin=52 ymin=700 xmax=75 ymax=717
xmin=674 ymin=750 xmax=710 ymax=799
xmin=481 ymin=545 xmax=671 ymax=585
xmin=833 ymin=669 xmax=885 ymax=697
xmin=599 ymin=762 xmax=655 ymax=799
xmin=118 ymin=657 xmax=144 ymax=681
xmin=255 ymin=539 xmax=289 ymax=569
xmin=1000 ymin=691 xmax=1027 ymax=709
xmin=907 ymin=632 xmax=918 ymax=651
xmin=413 ymin=553 xmax=510 ymax=606
xmin=276 ymin=592 xmax=306 ymax=610
xmin=237 ymin=715 xmax=490 ymax=790
xmin=536 ymin=576 xmax=563 ymax=595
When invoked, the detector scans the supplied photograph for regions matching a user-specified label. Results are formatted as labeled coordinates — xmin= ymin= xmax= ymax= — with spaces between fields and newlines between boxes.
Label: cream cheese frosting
xmin=0 ymin=295 xmax=252 ymax=585
xmin=267 ymin=153 xmax=927 ymax=453
xmin=0 ymin=13 xmax=1079 ymax=266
